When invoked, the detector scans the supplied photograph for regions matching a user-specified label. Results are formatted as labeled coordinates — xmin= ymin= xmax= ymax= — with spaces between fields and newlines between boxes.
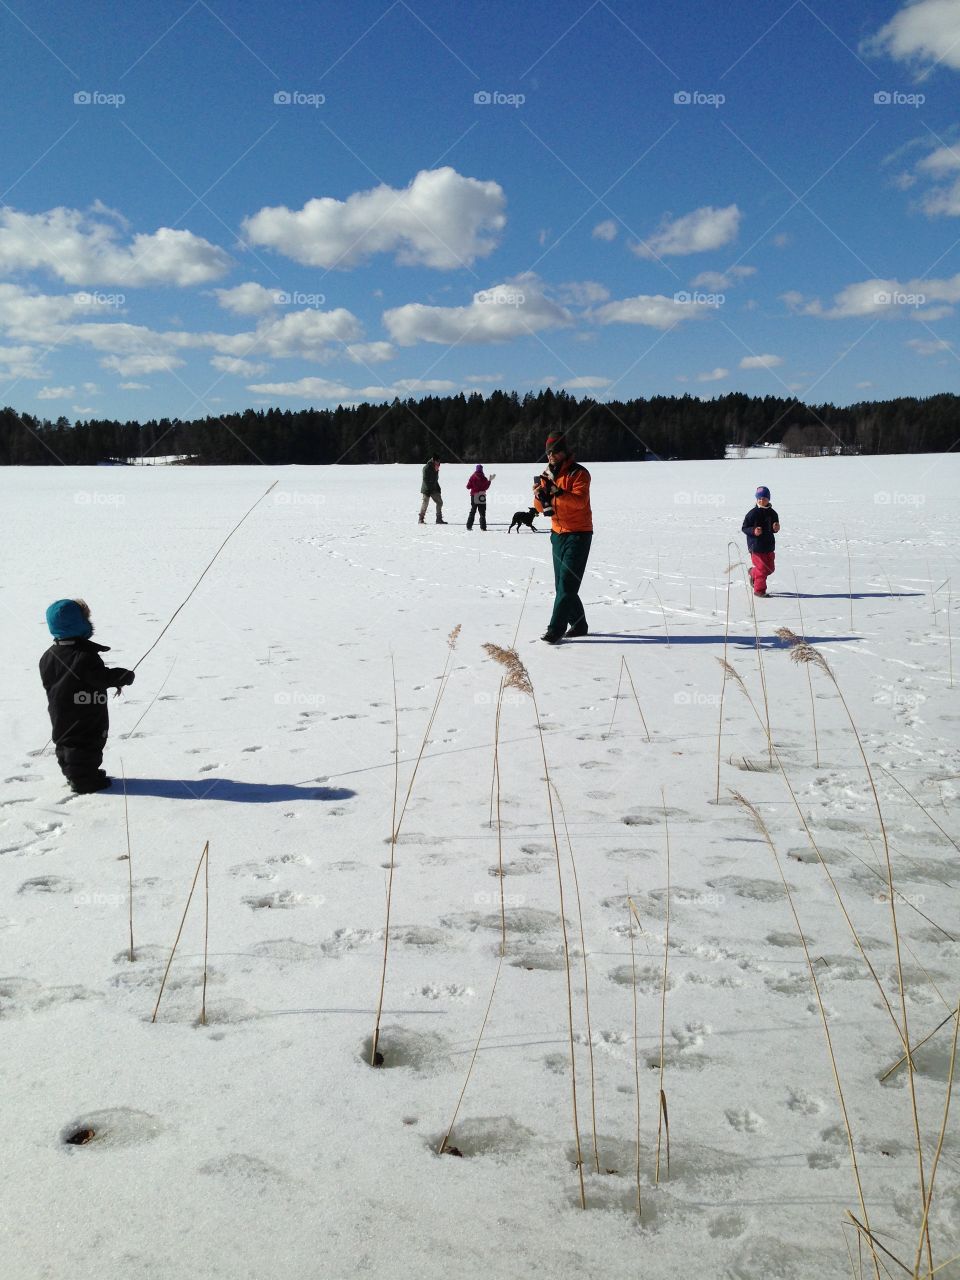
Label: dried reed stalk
xmin=483 ymin=643 xmax=586 ymax=1209
xmin=605 ymin=658 xmax=626 ymax=741
xmin=716 ymin=554 xmax=735 ymax=801
xmin=628 ymin=898 xmax=642 ymax=1217
xmin=121 ymin=760 xmax=134 ymax=962
xmin=914 ymin=999 xmax=959 ymax=1276
xmin=438 ymin=957 xmax=503 ymax=1156
xmin=843 ymin=525 xmax=854 ymax=630
xmin=651 ymin=582 xmax=671 ymax=646
xmin=880 ymin=1008 xmax=959 ymax=1084
xmin=371 ymin=655 xmax=401 ymax=1066
xmin=655 ymin=790 xmax=671 ymax=1183
xmin=623 ymin=659 xmax=651 ymax=742
xmin=777 ymin=629 xmax=931 ymax=1271
xmin=151 ymin=840 xmax=209 ymax=1024
xmin=552 ymin=781 xmax=600 ymax=1174
xmin=201 ymin=842 xmax=209 ymax=1026
xmin=793 ymin=572 xmax=820 ymax=768
xmin=734 ymin=793 xmax=881 ymax=1280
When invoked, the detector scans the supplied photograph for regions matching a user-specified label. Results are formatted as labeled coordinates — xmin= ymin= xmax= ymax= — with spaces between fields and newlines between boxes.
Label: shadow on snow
xmin=572 ymin=633 xmax=862 ymax=648
xmin=118 ymin=777 xmax=355 ymax=803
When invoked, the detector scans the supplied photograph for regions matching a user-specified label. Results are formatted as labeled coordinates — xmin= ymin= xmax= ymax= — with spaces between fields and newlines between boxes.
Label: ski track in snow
xmin=2 ymin=458 xmax=959 ymax=1280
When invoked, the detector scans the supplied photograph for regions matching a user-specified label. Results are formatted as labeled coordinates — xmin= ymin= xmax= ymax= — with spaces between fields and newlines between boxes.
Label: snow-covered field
xmin=2 ymin=455 xmax=958 ymax=1280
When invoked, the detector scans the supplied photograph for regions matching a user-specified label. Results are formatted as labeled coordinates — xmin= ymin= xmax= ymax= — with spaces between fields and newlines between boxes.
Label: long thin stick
xmin=134 ymin=480 xmax=278 ymax=671
xmin=655 ymin=788 xmax=671 ymax=1183
xmin=844 ymin=525 xmax=854 ymax=631
xmin=200 ymin=842 xmax=209 ymax=1026
xmin=735 ymin=794 xmax=881 ymax=1280
xmin=604 ymin=658 xmax=626 ymax=741
xmin=123 ymin=658 xmax=176 ymax=740
xmin=716 ymin=552 xmax=735 ymax=802
xmin=793 ymin=572 xmax=820 ymax=769
xmin=488 ymin=572 xmax=535 ymax=825
xmin=438 ymin=957 xmax=503 ymax=1155
xmin=372 ymin=656 xmax=401 ymax=1066
xmin=877 ymin=765 xmax=960 ymax=858
xmin=914 ymin=1001 xmax=959 ymax=1275
xmin=628 ymin=896 xmax=642 ymax=1217
xmin=650 ymin=582 xmax=671 ymax=646
xmin=623 ymin=660 xmax=651 ymax=742
xmin=880 ymin=1008 xmax=960 ymax=1082
xmin=151 ymin=840 xmax=209 ymax=1024
xmin=122 ymin=760 xmax=134 ymax=962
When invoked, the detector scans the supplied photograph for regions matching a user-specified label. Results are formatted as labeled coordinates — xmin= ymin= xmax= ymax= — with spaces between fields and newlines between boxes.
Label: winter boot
xmin=418 ymin=514 xmax=425 ymax=524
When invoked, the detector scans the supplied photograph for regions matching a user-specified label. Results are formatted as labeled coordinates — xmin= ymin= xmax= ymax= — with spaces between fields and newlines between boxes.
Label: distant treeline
xmin=1 ymin=389 xmax=957 ymax=465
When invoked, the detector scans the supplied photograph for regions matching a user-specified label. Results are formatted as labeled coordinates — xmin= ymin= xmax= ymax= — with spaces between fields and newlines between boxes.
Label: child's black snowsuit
xmin=39 ymin=639 xmax=133 ymax=792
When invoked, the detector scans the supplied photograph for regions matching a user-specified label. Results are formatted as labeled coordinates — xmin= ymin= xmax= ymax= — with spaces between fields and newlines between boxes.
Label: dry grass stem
xmin=553 ymin=781 xmax=600 ymax=1174
xmin=877 ymin=766 xmax=960 ymax=859
xmin=482 ymin=643 xmax=585 ymax=1208
xmin=622 ymin=660 xmax=651 ymax=742
xmin=628 ymin=897 xmax=642 ymax=1217
xmin=881 ymin=1008 xmax=960 ymax=1084
xmin=151 ymin=840 xmax=209 ymax=1025
xmin=734 ymin=794 xmax=881 ymax=1280
xmin=793 ymin=574 xmax=820 ymax=768
xmin=716 ymin=555 xmax=735 ymax=802
xmin=201 ymin=841 xmax=209 ymax=1026
xmin=913 ymin=998 xmax=958 ymax=1279
xmin=844 ymin=525 xmax=854 ymax=630
xmin=778 ymin=631 xmax=932 ymax=1266
xmin=605 ymin=658 xmax=626 ymax=741
xmin=438 ymin=957 xmax=503 ymax=1156
xmin=121 ymin=760 xmax=134 ymax=962
xmin=371 ymin=657 xmax=401 ymax=1066
xmin=655 ymin=790 xmax=671 ymax=1184
xmin=651 ymin=582 xmax=671 ymax=646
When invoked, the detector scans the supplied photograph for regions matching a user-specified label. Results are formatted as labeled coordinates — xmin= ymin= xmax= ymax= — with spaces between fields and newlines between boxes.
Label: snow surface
xmin=2 ymin=455 xmax=959 ymax=1280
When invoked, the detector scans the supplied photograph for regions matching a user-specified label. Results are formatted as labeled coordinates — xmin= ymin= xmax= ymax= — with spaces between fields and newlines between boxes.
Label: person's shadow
xmin=119 ymin=777 xmax=355 ymax=803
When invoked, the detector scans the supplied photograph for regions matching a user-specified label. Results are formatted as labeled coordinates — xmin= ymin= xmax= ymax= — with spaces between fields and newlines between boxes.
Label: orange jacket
xmin=534 ymin=458 xmax=593 ymax=533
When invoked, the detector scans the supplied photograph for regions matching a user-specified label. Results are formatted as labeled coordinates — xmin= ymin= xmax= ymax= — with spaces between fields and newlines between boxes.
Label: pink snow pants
xmin=750 ymin=551 xmax=775 ymax=594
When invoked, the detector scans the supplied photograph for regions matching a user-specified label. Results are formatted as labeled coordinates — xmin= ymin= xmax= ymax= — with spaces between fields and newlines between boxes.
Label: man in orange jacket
xmin=533 ymin=431 xmax=593 ymax=643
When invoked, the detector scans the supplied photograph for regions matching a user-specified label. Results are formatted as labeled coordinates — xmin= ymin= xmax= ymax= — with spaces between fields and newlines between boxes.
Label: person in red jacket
xmin=465 ymin=464 xmax=494 ymax=530
xmin=533 ymin=432 xmax=593 ymax=642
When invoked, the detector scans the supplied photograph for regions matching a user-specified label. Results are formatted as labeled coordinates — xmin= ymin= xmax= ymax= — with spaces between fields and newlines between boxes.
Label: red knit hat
xmin=545 ymin=431 xmax=569 ymax=454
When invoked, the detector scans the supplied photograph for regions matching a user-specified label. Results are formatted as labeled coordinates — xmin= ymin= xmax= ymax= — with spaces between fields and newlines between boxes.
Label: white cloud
xmin=907 ymin=336 xmax=953 ymax=354
xmin=789 ymin=272 xmax=960 ymax=318
xmin=690 ymin=266 xmax=756 ymax=289
xmin=465 ymin=374 xmax=503 ymax=384
xmin=393 ymin=379 xmax=457 ymax=393
xmin=0 ymin=343 xmax=45 ymax=378
xmin=119 ymin=381 xmax=149 ymax=390
xmin=856 ymin=380 xmax=874 ymax=388
xmin=918 ymin=145 xmax=960 ymax=174
xmin=384 ymin=275 xmax=571 ymax=346
xmin=560 ymin=375 xmax=610 ymax=389
xmin=740 ymin=354 xmax=783 ymax=369
xmin=589 ymin=293 xmax=711 ymax=329
xmin=865 ymin=0 xmax=960 ymax=71
xmin=592 ymin=220 xmax=618 ymax=241
xmin=210 ymin=355 xmax=268 ymax=376
xmin=243 ymin=167 xmax=506 ymax=270
xmin=0 ymin=207 xmax=231 ymax=286
xmin=697 ymin=367 xmax=729 ymax=381
xmin=214 ymin=282 xmax=281 ymax=315
xmin=345 ymin=341 xmax=394 ymax=364
xmin=630 ymin=204 xmax=741 ymax=259
xmin=100 ymin=353 xmax=186 ymax=376
xmin=556 ymin=280 xmax=610 ymax=305
xmin=37 ymin=385 xmax=75 ymax=399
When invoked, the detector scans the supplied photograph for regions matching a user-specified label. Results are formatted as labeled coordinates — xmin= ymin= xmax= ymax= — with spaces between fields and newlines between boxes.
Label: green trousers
xmin=549 ymin=531 xmax=593 ymax=633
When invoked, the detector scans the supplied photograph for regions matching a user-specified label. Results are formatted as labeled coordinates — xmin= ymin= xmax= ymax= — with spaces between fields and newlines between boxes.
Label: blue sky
xmin=1 ymin=0 xmax=958 ymax=422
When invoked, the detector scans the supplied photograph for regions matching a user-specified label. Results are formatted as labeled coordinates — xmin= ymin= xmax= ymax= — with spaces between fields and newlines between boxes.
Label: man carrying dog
xmin=533 ymin=432 xmax=593 ymax=643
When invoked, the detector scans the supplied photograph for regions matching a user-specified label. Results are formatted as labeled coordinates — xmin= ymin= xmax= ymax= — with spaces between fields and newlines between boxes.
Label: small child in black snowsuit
xmin=39 ymin=598 xmax=135 ymax=794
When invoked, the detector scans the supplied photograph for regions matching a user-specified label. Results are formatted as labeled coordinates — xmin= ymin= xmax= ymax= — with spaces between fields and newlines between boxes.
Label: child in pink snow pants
xmin=741 ymin=485 xmax=780 ymax=596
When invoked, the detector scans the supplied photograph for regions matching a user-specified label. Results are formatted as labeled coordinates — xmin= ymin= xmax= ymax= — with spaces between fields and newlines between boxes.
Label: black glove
xmin=118 ymin=670 xmax=135 ymax=687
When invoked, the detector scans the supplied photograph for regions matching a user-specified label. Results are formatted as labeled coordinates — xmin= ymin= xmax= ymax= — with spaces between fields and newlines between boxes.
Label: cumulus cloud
xmin=344 ymin=341 xmax=394 ymax=364
xmin=592 ymin=220 xmax=618 ymax=241
xmin=243 ymin=167 xmax=506 ymax=270
xmin=210 ymin=356 xmax=268 ymax=376
xmin=739 ymin=354 xmax=783 ymax=369
xmin=588 ymin=293 xmax=711 ymax=329
xmin=895 ymin=137 xmax=960 ymax=216
xmin=907 ymin=336 xmax=953 ymax=354
xmin=0 ymin=207 xmax=231 ymax=286
xmin=383 ymin=275 xmax=571 ymax=346
xmin=100 ymin=353 xmax=186 ymax=376
xmin=697 ymin=367 xmax=729 ymax=381
xmin=37 ymin=385 xmax=74 ymax=399
xmin=630 ymin=205 xmax=741 ymax=259
xmin=214 ymin=282 xmax=282 ymax=315
xmin=786 ymin=272 xmax=960 ymax=319
xmin=555 ymin=280 xmax=610 ymax=305
xmin=0 ymin=343 xmax=45 ymax=378
xmin=865 ymin=0 xmax=960 ymax=71
xmin=561 ymin=375 xmax=610 ymax=389
xmin=690 ymin=266 xmax=755 ymax=289
xmin=119 ymin=381 xmax=149 ymax=390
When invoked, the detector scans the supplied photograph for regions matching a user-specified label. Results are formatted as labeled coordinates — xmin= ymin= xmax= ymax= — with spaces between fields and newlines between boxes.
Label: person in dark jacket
xmin=741 ymin=486 xmax=780 ymax=596
xmin=39 ymin=598 xmax=134 ymax=793
xmin=418 ymin=455 xmax=446 ymax=524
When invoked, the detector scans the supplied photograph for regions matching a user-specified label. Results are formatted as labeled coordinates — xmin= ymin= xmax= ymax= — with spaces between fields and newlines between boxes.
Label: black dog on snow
xmin=508 ymin=507 xmax=539 ymax=533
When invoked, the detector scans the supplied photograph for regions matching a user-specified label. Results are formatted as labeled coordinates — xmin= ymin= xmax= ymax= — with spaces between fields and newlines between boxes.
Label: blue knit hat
xmin=755 ymin=485 xmax=771 ymax=499
xmin=46 ymin=598 xmax=93 ymax=640
xmin=474 ymin=463 xmax=484 ymax=471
